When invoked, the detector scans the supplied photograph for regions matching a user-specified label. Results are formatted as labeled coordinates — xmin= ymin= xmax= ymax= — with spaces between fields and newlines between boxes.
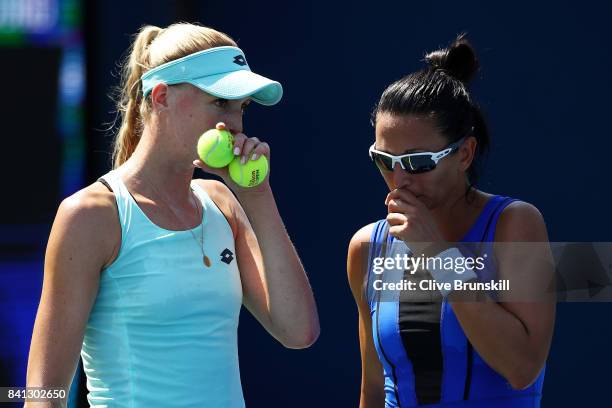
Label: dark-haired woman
xmin=348 ymin=36 xmax=555 ymax=407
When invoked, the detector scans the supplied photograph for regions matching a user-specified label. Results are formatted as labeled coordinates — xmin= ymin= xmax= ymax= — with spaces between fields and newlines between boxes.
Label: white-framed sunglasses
xmin=369 ymin=136 xmax=466 ymax=174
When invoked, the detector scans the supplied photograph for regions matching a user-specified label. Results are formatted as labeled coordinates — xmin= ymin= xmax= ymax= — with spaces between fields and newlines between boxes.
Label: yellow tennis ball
xmin=228 ymin=155 xmax=269 ymax=187
xmin=197 ymin=128 xmax=234 ymax=168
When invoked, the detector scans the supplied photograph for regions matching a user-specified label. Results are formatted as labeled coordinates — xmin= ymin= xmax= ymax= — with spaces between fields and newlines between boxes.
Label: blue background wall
xmin=2 ymin=0 xmax=611 ymax=406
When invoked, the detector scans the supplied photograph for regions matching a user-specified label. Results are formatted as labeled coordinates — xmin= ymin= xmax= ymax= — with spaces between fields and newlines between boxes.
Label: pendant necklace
xmin=129 ymin=170 xmax=212 ymax=268
xmin=189 ymin=187 xmax=211 ymax=267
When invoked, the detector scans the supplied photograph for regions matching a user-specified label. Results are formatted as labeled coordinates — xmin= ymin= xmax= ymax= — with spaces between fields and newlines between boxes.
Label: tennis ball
xmin=228 ymin=155 xmax=269 ymax=187
xmin=197 ymin=128 xmax=234 ymax=168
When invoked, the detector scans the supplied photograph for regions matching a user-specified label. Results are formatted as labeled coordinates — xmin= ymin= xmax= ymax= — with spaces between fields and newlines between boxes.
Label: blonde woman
xmin=26 ymin=23 xmax=319 ymax=407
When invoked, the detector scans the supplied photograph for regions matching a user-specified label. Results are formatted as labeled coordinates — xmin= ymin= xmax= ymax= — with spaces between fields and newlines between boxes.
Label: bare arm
xmin=25 ymin=185 xmax=118 ymax=407
xmin=448 ymin=201 xmax=556 ymax=390
xmin=198 ymin=180 xmax=319 ymax=349
xmin=348 ymin=224 xmax=386 ymax=408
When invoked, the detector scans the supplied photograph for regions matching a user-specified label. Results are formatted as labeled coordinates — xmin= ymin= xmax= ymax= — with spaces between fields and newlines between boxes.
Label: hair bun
xmin=424 ymin=34 xmax=479 ymax=84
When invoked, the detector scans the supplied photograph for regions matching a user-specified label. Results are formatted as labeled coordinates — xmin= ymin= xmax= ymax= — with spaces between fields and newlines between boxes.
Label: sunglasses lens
xmin=372 ymin=153 xmax=394 ymax=171
xmin=371 ymin=151 xmax=439 ymax=174
xmin=401 ymin=155 xmax=436 ymax=173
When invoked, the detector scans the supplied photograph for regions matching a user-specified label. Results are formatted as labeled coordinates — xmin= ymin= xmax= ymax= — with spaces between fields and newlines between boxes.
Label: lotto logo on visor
xmin=233 ymin=55 xmax=247 ymax=66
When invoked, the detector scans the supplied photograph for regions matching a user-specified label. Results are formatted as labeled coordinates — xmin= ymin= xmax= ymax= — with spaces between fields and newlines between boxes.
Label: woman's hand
xmin=193 ymin=122 xmax=271 ymax=193
xmin=385 ymin=188 xmax=444 ymax=253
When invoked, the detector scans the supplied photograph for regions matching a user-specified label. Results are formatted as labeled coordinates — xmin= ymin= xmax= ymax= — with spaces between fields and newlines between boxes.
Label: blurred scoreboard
xmin=0 ymin=0 xmax=84 ymax=248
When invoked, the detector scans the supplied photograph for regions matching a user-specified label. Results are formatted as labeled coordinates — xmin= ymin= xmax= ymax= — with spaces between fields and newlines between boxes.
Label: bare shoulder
xmin=347 ymin=223 xmax=377 ymax=298
xmin=192 ymin=179 xmax=239 ymax=235
xmin=495 ymin=200 xmax=549 ymax=242
xmin=349 ymin=223 xmax=376 ymax=252
xmin=58 ymin=181 xmax=117 ymax=224
xmin=51 ymin=181 xmax=120 ymax=269
xmin=193 ymin=178 xmax=235 ymax=201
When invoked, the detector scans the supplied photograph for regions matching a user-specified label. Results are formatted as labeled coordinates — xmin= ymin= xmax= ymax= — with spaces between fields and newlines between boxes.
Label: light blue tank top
xmin=81 ymin=169 xmax=244 ymax=407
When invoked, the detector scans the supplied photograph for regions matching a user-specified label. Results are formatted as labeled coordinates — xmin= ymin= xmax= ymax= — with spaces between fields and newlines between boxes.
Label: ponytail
xmin=112 ymin=25 xmax=162 ymax=169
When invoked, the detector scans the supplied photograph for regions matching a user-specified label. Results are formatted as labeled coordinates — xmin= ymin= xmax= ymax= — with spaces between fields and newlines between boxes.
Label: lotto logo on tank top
xmin=221 ymin=248 xmax=234 ymax=264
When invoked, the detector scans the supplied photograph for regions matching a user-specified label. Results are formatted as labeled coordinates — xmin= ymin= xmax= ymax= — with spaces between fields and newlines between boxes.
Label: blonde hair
xmin=112 ymin=23 xmax=236 ymax=169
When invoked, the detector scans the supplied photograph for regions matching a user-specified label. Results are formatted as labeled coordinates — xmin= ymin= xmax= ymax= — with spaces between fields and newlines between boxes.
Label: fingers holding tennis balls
xmin=194 ymin=122 xmax=270 ymax=189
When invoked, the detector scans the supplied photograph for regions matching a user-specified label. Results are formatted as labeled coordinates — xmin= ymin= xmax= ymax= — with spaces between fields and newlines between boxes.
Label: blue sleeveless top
xmin=80 ymin=170 xmax=245 ymax=407
xmin=365 ymin=195 xmax=546 ymax=407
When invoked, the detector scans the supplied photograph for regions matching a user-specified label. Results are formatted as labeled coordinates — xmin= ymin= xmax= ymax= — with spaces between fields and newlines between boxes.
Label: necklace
xmin=123 ymin=167 xmax=211 ymax=268
xmin=188 ymin=187 xmax=212 ymax=267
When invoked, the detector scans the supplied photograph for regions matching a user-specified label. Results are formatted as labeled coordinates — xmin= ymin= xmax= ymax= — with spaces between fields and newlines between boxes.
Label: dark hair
xmin=372 ymin=34 xmax=489 ymax=196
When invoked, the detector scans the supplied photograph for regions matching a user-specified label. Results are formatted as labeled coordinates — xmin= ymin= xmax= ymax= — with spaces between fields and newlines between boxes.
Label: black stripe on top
xmin=97 ymin=177 xmax=113 ymax=192
xmin=398 ymin=266 xmax=444 ymax=405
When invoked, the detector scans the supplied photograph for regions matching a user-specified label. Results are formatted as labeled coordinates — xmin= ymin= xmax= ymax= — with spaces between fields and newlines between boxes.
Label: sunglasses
xmin=369 ymin=136 xmax=466 ymax=174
